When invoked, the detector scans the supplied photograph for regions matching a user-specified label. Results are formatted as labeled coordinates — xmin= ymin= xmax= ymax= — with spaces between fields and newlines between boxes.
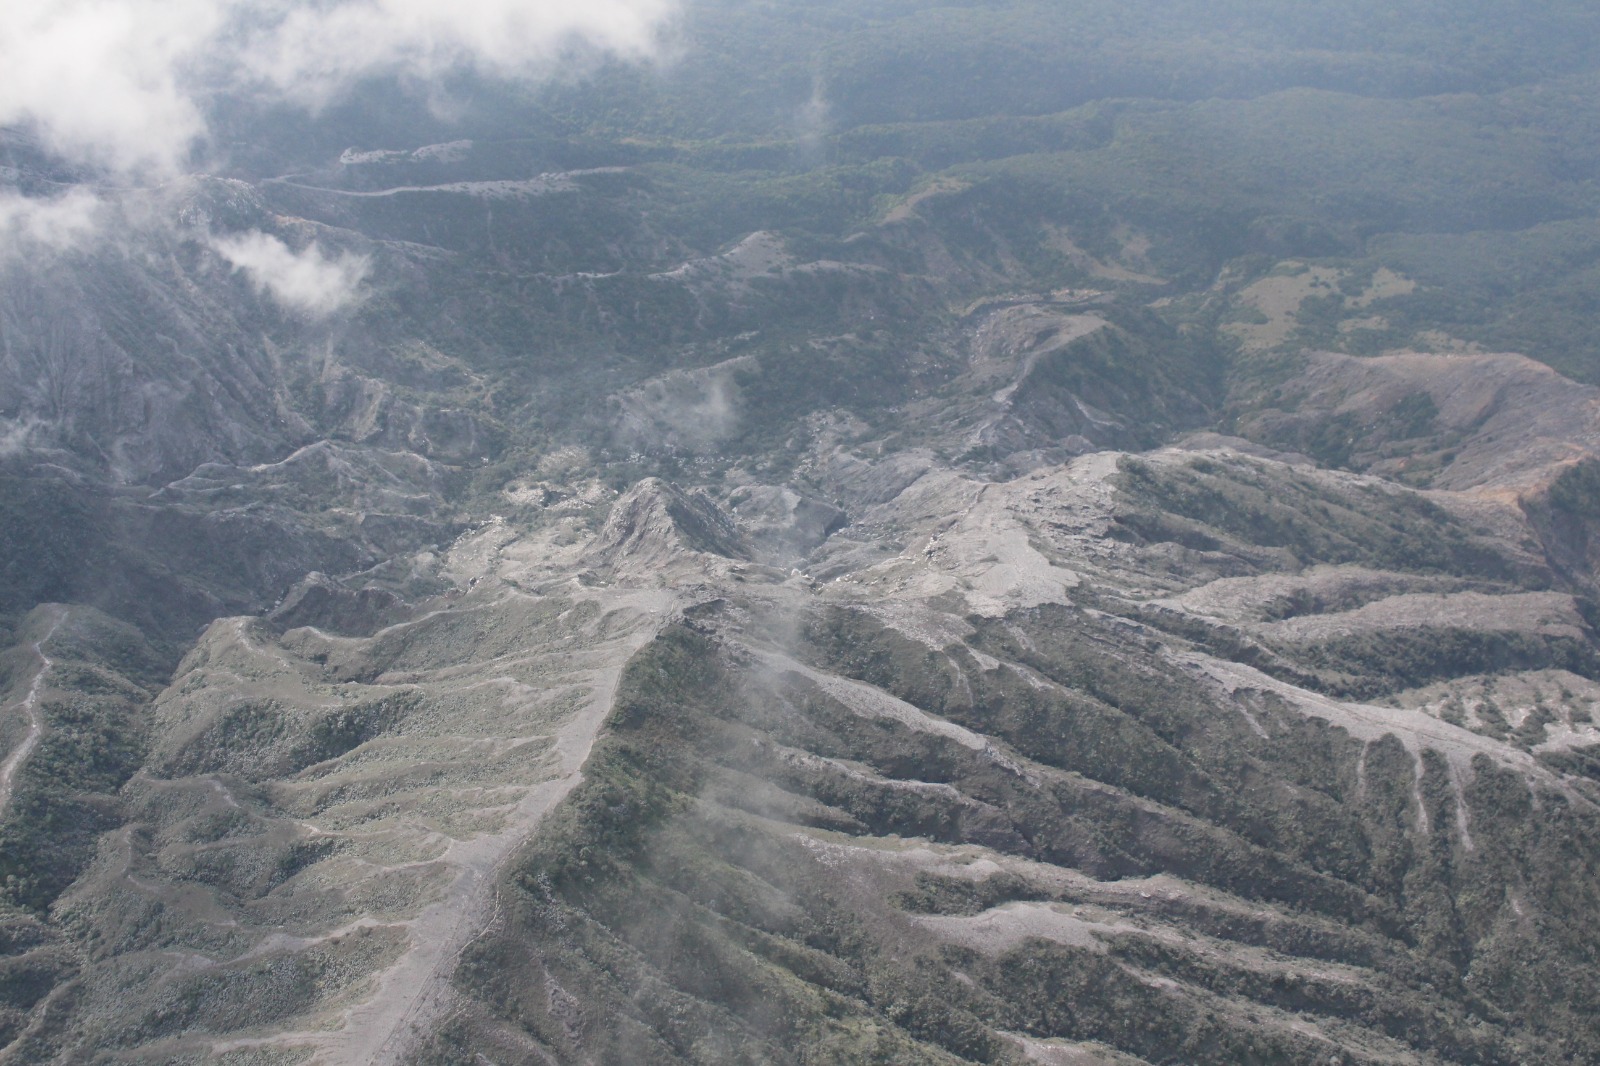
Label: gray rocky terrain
xmin=7 ymin=2 xmax=1600 ymax=1062
xmin=7 ymin=263 xmax=1600 ymax=1061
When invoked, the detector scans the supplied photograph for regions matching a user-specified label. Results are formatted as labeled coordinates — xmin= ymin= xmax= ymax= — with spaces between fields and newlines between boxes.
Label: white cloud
xmin=212 ymin=230 xmax=370 ymax=317
xmin=0 ymin=187 xmax=105 ymax=251
xmin=242 ymin=0 xmax=678 ymax=108
xmin=0 ymin=0 xmax=678 ymax=178
xmin=1 ymin=0 xmax=225 ymax=175
xmin=0 ymin=418 xmax=45 ymax=459
xmin=794 ymin=77 xmax=830 ymax=166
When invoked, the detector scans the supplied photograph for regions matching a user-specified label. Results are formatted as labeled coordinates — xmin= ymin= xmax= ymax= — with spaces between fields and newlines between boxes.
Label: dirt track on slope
xmin=0 ymin=610 xmax=62 ymax=820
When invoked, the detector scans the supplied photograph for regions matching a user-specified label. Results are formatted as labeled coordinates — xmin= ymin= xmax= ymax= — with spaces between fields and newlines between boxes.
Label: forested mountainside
xmin=5 ymin=2 xmax=1600 ymax=1063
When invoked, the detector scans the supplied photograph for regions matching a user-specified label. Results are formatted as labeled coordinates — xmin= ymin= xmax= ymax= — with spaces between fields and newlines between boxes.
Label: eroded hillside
xmin=7 ymin=2 xmax=1600 ymax=1063
xmin=8 ymin=308 xmax=1600 ymax=1062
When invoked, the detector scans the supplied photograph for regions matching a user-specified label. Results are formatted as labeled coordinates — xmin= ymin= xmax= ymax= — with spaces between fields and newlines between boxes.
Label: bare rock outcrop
xmin=588 ymin=477 xmax=751 ymax=576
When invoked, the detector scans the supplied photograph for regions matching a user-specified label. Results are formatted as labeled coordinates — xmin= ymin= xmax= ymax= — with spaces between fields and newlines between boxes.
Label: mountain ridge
xmin=8 ymin=2 xmax=1600 ymax=1061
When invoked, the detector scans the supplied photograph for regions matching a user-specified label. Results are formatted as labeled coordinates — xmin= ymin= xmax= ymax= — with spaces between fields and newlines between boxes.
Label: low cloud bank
xmin=2 ymin=0 xmax=222 ymax=175
xmin=0 ymin=187 xmax=105 ymax=251
xmin=1 ymin=0 xmax=678 ymax=177
xmin=0 ymin=417 xmax=45 ymax=458
xmin=248 ymin=0 xmax=677 ymax=109
xmin=212 ymin=230 xmax=370 ymax=317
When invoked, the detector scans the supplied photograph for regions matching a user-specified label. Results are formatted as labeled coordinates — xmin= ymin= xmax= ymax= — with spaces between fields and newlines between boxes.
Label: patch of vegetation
xmin=891 ymin=871 xmax=1034 ymax=916
xmin=435 ymin=625 xmax=987 ymax=1064
xmin=0 ymin=614 xmax=161 ymax=910
xmin=426 ymin=606 xmax=1592 ymax=1063
xmin=1272 ymin=627 xmax=1600 ymax=700
xmin=157 ymin=690 xmax=421 ymax=780
xmin=1114 ymin=454 xmax=1515 ymax=578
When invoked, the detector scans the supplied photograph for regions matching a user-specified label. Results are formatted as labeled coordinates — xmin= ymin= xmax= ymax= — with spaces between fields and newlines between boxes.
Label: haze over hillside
xmin=4 ymin=2 xmax=1600 ymax=1063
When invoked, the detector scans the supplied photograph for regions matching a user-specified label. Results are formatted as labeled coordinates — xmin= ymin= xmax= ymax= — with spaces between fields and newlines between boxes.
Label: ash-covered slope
xmin=9 ymin=2 xmax=1600 ymax=1063
xmin=415 ymin=412 xmax=1600 ymax=1066
xmin=11 ymin=322 xmax=1600 ymax=1064
xmin=7 ymin=225 xmax=1600 ymax=1065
